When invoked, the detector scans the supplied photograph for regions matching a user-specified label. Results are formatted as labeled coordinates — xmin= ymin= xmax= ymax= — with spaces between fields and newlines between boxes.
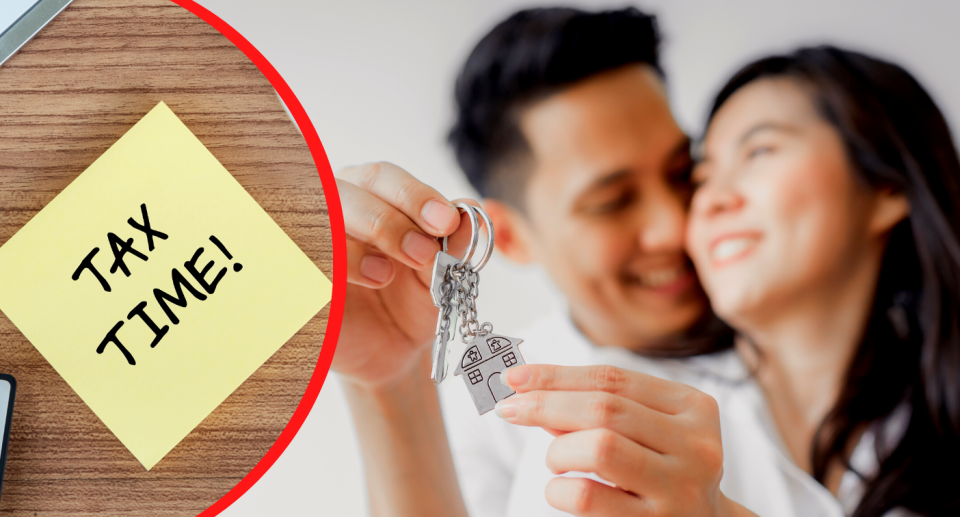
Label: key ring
xmin=442 ymin=202 xmax=479 ymax=268
xmin=470 ymin=205 xmax=495 ymax=273
xmin=441 ymin=203 xmax=495 ymax=273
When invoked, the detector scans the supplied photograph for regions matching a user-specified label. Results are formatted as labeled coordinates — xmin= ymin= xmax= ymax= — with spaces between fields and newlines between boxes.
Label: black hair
xmin=706 ymin=46 xmax=960 ymax=515
xmin=447 ymin=7 xmax=662 ymax=208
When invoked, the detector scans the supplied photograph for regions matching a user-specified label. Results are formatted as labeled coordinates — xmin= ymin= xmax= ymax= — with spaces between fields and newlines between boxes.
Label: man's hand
xmin=335 ymin=162 xmax=474 ymax=517
xmin=495 ymin=364 xmax=758 ymax=517
xmin=336 ymin=161 xmax=476 ymax=388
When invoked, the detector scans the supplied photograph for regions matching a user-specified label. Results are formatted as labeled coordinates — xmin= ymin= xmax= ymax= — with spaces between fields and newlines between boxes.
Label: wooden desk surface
xmin=0 ymin=0 xmax=331 ymax=514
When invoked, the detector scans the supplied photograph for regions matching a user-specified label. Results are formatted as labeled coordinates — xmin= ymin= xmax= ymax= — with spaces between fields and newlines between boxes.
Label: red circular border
xmin=168 ymin=1 xmax=347 ymax=515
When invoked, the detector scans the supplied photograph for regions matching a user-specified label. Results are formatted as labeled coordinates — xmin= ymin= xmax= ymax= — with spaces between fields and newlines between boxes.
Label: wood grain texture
xmin=0 ymin=0 xmax=332 ymax=514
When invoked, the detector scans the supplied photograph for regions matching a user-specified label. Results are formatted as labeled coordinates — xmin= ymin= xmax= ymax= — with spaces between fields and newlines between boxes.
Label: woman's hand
xmin=335 ymin=162 xmax=477 ymax=388
xmin=495 ymin=364 xmax=757 ymax=517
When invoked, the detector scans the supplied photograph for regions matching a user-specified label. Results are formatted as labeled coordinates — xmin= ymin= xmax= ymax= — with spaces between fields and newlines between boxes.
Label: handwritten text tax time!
xmin=71 ymin=204 xmax=243 ymax=365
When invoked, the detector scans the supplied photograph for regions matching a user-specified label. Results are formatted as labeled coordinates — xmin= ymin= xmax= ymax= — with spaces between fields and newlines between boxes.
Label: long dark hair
xmin=706 ymin=46 xmax=960 ymax=515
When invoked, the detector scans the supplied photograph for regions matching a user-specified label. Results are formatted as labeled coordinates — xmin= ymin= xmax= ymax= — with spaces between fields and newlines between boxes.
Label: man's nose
xmin=637 ymin=188 xmax=687 ymax=253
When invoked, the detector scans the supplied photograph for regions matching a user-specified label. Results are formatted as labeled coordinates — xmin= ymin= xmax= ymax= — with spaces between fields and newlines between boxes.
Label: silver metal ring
xmin=442 ymin=202 xmax=479 ymax=268
xmin=469 ymin=205 xmax=495 ymax=273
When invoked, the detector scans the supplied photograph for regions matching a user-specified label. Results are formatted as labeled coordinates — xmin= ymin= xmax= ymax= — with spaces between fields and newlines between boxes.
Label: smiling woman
xmin=689 ymin=76 xmax=897 ymax=327
xmin=688 ymin=46 xmax=960 ymax=515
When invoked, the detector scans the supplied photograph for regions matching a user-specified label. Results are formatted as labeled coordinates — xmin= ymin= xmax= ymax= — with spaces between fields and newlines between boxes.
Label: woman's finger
xmin=546 ymin=428 xmax=667 ymax=497
xmin=338 ymin=179 xmax=441 ymax=270
xmin=338 ymin=162 xmax=460 ymax=236
xmin=346 ymin=238 xmax=395 ymax=288
xmin=495 ymin=390 xmax=679 ymax=453
xmin=502 ymin=364 xmax=696 ymax=415
xmin=544 ymin=477 xmax=651 ymax=517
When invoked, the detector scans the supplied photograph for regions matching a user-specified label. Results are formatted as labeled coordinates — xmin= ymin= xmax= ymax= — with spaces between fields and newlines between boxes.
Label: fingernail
xmin=421 ymin=200 xmax=457 ymax=233
xmin=401 ymin=231 xmax=439 ymax=265
xmin=360 ymin=255 xmax=393 ymax=283
xmin=495 ymin=397 xmax=519 ymax=420
xmin=503 ymin=366 xmax=530 ymax=388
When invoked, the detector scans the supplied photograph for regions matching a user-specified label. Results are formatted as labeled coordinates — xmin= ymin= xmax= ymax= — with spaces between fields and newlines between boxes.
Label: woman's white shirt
xmin=439 ymin=309 xmax=909 ymax=517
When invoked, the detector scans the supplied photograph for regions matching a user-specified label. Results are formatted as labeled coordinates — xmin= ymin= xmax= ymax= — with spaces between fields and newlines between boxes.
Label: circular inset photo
xmin=0 ymin=0 xmax=341 ymax=514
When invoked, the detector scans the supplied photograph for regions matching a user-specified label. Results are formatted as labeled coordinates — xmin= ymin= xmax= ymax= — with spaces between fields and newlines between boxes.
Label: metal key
xmin=429 ymin=203 xmax=479 ymax=384
xmin=429 ymin=251 xmax=458 ymax=384
xmin=429 ymin=251 xmax=461 ymax=307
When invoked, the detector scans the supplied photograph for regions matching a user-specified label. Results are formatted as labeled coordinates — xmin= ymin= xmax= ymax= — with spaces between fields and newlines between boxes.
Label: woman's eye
xmin=747 ymin=145 xmax=774 ymax=159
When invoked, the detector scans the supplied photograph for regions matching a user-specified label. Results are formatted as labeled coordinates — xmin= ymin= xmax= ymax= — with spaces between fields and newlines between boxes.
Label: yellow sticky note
xmin=0 ymin=102 xmax=332 ymax=470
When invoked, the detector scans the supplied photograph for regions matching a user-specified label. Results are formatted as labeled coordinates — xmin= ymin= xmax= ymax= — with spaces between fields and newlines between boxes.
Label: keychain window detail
xmin=487 ymin=337 xmax=505 ymax=352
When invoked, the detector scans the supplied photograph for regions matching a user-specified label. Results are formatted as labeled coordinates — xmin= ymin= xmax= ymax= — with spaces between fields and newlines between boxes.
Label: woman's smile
xmin=708 ymin=232 xmax=762 ymax=267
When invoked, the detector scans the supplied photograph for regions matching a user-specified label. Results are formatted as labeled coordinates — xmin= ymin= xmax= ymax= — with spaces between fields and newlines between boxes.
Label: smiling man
xmin=458 ymin=60 xmax=704 ymax=349
xmin=334 ymin=7 xmax=727 ymax=516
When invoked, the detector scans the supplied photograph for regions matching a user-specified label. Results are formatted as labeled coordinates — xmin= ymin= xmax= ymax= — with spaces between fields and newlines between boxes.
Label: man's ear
xmin=869 ymin=190 xmax=910 ymax=236
xmin=483 ymin=198 xmax=535 ymax=264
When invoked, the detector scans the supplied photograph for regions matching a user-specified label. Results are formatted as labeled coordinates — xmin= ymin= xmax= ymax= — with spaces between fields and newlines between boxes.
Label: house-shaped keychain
xmin=454 ymin=333 xmax=525 ymax=415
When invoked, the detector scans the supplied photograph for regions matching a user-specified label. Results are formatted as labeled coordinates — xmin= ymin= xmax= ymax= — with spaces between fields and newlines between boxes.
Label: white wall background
xmin=191 ymin=1 xmax=960 ymax=515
